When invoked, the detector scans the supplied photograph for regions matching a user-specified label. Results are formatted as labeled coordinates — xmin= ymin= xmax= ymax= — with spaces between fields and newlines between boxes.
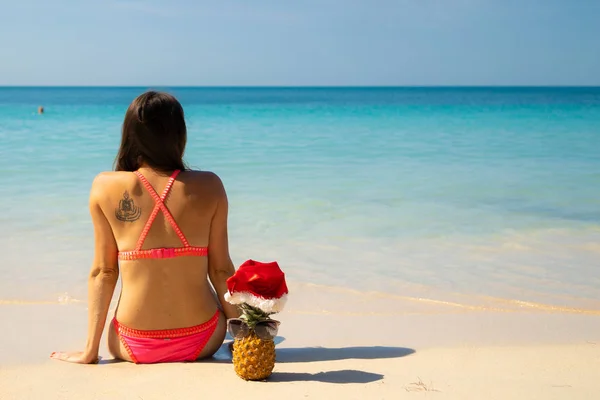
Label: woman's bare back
xmin=94 ymin=168 xmax=224 ymax=330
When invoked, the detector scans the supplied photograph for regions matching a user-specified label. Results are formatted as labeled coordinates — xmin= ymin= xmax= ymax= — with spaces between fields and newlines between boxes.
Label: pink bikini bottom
xmin=112 ymin=310 xmax=220 ymax=364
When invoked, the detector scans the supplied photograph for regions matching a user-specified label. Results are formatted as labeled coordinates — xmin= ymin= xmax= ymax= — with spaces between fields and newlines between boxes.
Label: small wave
xmin=0 ymin=300 xmax=81 ymax=305
xmin=0 ymin=292 xmax=82 ymax=305
xmin=291 ymin=281 xmax=600 ymax=315
xmin=2 ymin=283 xmax=599 ymax=316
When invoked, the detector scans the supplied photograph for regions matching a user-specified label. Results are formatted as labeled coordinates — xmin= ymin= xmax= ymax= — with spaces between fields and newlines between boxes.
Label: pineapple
xmin=231 ymin=303 xmax=277 ymax=381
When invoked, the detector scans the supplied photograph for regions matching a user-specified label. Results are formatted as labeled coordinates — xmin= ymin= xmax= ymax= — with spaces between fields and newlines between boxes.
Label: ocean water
xmin=0 ymin=87 xmax=599 ymax=309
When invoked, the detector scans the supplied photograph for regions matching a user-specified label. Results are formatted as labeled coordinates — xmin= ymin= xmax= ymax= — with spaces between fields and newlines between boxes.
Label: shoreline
xmin=2 ymin=280 xmax=600 ymax=314
xmin=2 ymin=282 xmax=599 ymax=364
xmin=3 ymin=226 xmax=600 ymax=309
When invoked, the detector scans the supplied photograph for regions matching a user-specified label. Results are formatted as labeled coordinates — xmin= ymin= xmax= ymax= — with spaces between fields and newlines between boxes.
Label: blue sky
xmin=0 ymin=0 xmax=598 ymax=86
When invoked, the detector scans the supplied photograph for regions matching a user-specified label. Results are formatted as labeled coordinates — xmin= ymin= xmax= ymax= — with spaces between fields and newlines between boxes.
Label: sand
xmin=1 ymin=283 xmax=599 ymax=399
xmin=1 ymin=343 xmax=599 ymax=400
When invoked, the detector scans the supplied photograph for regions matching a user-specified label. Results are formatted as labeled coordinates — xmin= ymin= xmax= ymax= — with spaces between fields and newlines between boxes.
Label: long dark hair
xmin=114 ymin=91 xmax=188 ymax=173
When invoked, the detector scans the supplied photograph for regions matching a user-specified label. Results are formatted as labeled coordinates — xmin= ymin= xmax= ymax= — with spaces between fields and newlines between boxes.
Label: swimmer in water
xmin=38 ymin=106 xmax=44 ymax=114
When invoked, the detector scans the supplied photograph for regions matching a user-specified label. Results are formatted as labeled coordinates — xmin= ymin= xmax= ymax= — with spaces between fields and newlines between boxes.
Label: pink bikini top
xmin=118 ymin=170 xmax=208 ymax=261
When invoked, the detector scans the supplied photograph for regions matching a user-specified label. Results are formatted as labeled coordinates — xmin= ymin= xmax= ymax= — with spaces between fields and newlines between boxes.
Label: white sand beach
xmin=1 ymin=283 xmax=599 ymax=399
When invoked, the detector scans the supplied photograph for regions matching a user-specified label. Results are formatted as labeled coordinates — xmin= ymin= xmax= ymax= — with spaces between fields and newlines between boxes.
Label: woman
xmin=51 ymin=91 xmax=240 ymax=364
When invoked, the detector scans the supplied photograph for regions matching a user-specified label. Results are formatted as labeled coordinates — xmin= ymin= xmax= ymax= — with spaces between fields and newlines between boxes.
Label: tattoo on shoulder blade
xmin=115 ymin=191 xmax=141 ymax=222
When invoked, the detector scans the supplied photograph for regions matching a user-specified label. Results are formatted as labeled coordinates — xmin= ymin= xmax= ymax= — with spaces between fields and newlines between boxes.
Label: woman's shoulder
xmin=182 ymin=170 xmax=226 ymax=192
xmin=91 ymin=171 xmax=135 ymax=187
xmin=184 ymin=170 xmax=222 ymax=182
xmin=88 ymin=171 xmax=135 ymax=204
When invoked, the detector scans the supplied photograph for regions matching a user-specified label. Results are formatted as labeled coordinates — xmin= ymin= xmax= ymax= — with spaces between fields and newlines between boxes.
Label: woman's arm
xmin=52 ymin=175 xmax=119 ymax=364
xmin=207 ymin=174 xmax=241 ymax=320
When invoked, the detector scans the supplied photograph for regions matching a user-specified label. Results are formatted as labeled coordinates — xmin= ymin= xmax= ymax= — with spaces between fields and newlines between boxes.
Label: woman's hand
xmin=50 ymin=351 xmax=99 ymax=364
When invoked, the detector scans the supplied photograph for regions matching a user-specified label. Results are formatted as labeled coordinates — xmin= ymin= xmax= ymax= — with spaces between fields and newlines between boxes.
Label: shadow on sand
xmin=270 ymin=369 xmax=384 ymax=384
xmin=276 ymin=346 xmax=415 ymax=363
xmin=213 ymin=341 xmax=415 ymax=362
xmin=97 ymin=358 xmax=124 ymax=365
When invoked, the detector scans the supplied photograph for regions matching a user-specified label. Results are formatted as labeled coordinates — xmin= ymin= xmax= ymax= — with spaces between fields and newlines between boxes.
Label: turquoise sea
xmin=0 ymin=87 xmax=599 ymax=308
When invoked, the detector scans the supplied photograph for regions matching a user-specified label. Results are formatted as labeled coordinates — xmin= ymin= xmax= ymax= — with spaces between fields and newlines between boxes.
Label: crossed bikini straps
xmin=117 ymin=169 xmax=209 ymax=261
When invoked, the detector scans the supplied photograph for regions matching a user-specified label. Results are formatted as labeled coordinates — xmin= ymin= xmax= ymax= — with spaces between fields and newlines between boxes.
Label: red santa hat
xmin=224 ymin=260 xmax=289 ymax=313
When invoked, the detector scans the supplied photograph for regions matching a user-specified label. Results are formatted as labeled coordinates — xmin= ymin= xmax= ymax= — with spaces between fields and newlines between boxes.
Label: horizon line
xmin=1 ymin=84 xmax=600 ymax=89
